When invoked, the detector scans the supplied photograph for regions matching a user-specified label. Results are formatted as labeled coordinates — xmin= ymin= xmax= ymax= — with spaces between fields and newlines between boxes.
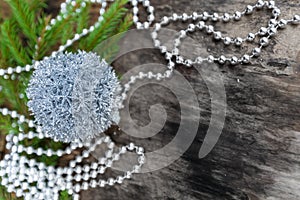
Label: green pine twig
xmin=1 ymin=20 xmax=31 ymax=65
xmin=83 ymin=0 xmax=129 ymax=51
xmin=5 ymin=0 xmax=37 ymax=45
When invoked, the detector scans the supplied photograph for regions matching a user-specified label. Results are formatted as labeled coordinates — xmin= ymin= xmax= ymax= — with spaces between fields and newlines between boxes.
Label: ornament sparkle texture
xmin=26 ymin=51 xmax=121 ymax=143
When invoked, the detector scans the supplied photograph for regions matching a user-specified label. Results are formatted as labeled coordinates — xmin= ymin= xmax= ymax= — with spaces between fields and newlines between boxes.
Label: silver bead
xmin=167 ymin=61 xmax=175 ymax=70
xmin=154 ymin=23 xmax=161 ymax=31
xmin=90 ymin=170 xmax=97 ymax=178
xmin=161 ymin=16 xmax=169 ymax=24
xmin=224 ymin=37 xmax=232 ymax=45
xmin=230 ymin=56 xmax=239 ymax=65
xmin=172 ymin=13 xmax=178 ymax=21
xmin=218 ymin=55 xmax=227 ymax=64
xmin=165 ymin=52 xmax=172 ymax=60
xmin=2 ymin=108 xmax=8 ymax=115
xmin=184 ymin=59 xmax=193 ymax=67
xmin=174 ymin=38 xmax=181 ymax=46
xmin=213 ymin=31 xmax=222 ymax=40
xmin=278 ymin=19 xmax=287 ymax=28
xmin=269 ymin=18 xmax=277 ymax=26
xmin=73 ymin=194 xmax=80 ymax=200
xmin=245 ymin=5 xmax=254 ymax=14
xmin=83 ymin=173 xmax=90 ymax=181
xmin=90 ymin=180 xmax=97 ymax=188
xmin=0 ymin=69 xmax=5 ymax=76
xmin=179 ymin=30 xmax=186 ymax=38
xmin=172 ymin=48 xmax=179 ymax=55
xmin=187 ymin=24 xmax=196 ymax=32
xmin=176 ymin=55 xmax=184 ymax=64
xmin=292 ymin=15 xmax=300 ymax=24
xmin=256 ymin=0 xmax=264 ymax=9
xmin=91 ymin=163 xmax=98 ymax=170
xmin=37 ymin=148 xmax=43 ymax=156
xmin=212 ymin=13 xmax=219 ymax=21
xmin=70 ymin=160 xmax=76 ymax=168
xmin=197 ymin=21 xmax=205 ymax=29
xmin=99 ymin=180 xmax=106 ymax=187
xmin=143 ymin=0 xmax=150 ymax=7
xmin=107 ymin=178 xmax=115 ymax=186
xmin=125 ymin=171 xmax=132 ymax=179
xmin=154 ymin=39 xmax=160 ymax=47
xmin=151 ymin=32 xmax=157 ymax=39
xmin=272 ymin=8 xmax=281 ymax=17
xmin=259 ymin=27 xmax=268 ymax=36
xmin=137 ymin=147 xmax=144 ymax=154
xmin=268 ymin=27 xmax=277 ymax=36
xmin=7 ymin=67 xmax=13 ymax=74
xmin=143 ymin=22 xmax=150 ymax=29
xmin=160 ymin=45 xmax=167 ymax=53
xmin=112 ymin=153 xmax=120 ymax=160
xmin=222 ymin=13 xmax=230 ymax=22
xmin=207 ymin=55 xmax=215 ymax=63
xmin=234 ymin=11 xmax=242 ymax=20
xmin=132 ymin=7 xmax=138 ymax=14
xmin=252 ymin=47 xmax=261 ymax=56
xmin=27 ymin=146 xmax=33 ymax=154
xmin=74 ymin=183 xmax=81 ymax=193
xmin=247 ymin=33 xmax=255 ymax=41
xmin=206 ymin=25 xmax=214 ymax=34
xmin=56 ymin=150 xmax=63 ymax=156
xmin=147 ymin=6 xmax=154 ymax=13
xmin=136 ymin=22 xmax=144 ymax=30
xmin=260 ymin=37 xmax=269 ymax=46
xmin=202 ymin=12 xmax=209 ymax=21
xmin=192 ymin=12 xmax=198 ymax=20
xmin=234 ymin=37 xmax=243 ymax=46
xmin=182 ymin=13 xmax=189 ymax=21
xmin=268 ymin=1 xmax=276 ymax=9
xmin=148 ymin=14 xmax=155 ymax=22
xmin=195 ymin=57 xmax=203 ymax=64
xmin=116 ymin=176 xmax=124 ymax=184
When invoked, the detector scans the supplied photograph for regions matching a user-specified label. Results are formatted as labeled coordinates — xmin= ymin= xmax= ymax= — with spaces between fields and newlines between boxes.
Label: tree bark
xmin=83 ymin=0 xmax=300 ymax=199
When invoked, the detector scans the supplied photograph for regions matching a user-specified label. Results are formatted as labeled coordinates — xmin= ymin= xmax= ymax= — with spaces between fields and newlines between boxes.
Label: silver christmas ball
xmin=26 ymin=51 xmax=121 ymax=143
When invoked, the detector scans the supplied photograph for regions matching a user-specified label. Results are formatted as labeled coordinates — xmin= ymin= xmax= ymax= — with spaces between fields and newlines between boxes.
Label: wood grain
xmin=50 ymin=0 xmax=300 ymax=199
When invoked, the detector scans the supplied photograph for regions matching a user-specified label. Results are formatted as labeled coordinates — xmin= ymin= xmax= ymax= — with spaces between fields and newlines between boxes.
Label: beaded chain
xmin=0 ymin=0 xmax=299 ymax=200
xmin=118 ymin=0 xmax=299 ymax=105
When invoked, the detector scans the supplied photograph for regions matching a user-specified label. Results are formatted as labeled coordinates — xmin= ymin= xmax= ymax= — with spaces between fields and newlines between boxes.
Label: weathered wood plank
xmin=51 ymin=0 xmax=300 ymax=199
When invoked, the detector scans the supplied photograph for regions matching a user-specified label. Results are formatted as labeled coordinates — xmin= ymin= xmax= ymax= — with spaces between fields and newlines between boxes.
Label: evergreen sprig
xmin=1 ymin=20 xmax=31 ymax=65
xmin=84 ymin=0 xmax=129 ymax=51
xmin=5 ymin=0 xmax=37 ymax=43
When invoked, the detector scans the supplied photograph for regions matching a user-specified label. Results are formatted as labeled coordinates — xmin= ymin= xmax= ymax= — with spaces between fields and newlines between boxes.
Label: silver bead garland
xmin=0 ymin=109 xmax=145 ymax=200
xmin=0 ymin=0 xmax=299 ymax=199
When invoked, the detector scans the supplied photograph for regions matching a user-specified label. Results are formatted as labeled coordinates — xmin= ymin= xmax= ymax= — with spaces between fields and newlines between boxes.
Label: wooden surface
xmin=80 ymin=0 xmax=300 ymax=200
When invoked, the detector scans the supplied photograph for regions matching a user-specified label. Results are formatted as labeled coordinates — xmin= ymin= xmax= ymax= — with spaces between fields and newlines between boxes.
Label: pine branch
xmin=28 ymin=0 xmax=46 ymax=11
xmin=36 ymin=2 xmax=85 ymax=59
xmin=78 ymin=2 xmax=91 ymax=49
xmin=5 ymin=0 xmax=37 ymax=44
xmin=77 ymin=2 xmax=90 ymax=33
xmin=117 ymin=13 xmax=133 ymax=33
xmin=83 ymin=0 xmax=129 ymax=51
xmin=33 ymin=15 xmax=51 ymax=60
xmin=1 ymin=20 xmax=31 ymax=65
xmin=94 ymin=14 xmax=133 ymax=63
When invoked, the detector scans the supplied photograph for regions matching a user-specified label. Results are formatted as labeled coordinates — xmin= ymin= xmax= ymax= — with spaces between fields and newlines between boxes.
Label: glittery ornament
xmin=26 ymin=51 xmax=120 ymax=142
